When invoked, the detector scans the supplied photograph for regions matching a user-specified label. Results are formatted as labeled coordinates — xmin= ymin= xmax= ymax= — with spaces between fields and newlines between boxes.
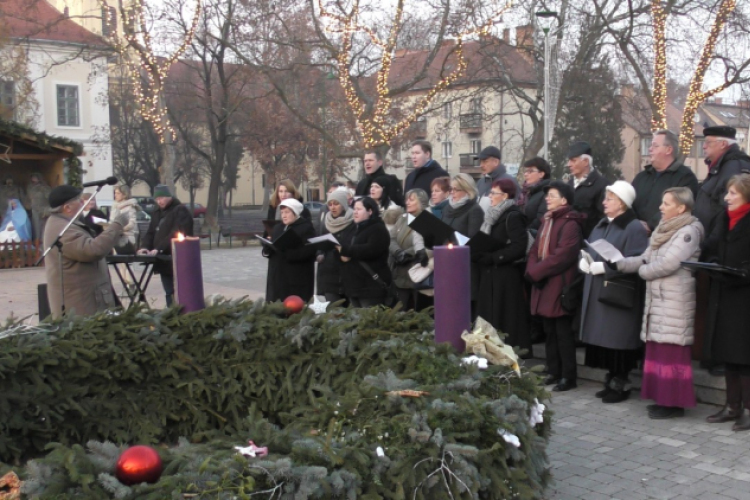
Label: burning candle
xmin=171 ymin=233 xmax=205 ymax=313
xmin=433 ymin=244 xmax=470 ymax=351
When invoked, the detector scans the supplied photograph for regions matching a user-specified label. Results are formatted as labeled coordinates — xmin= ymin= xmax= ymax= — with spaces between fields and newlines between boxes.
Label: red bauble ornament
xmin=115 ymin=445 xmax=163 ymax=485
xmin=283 ymin=295 xmax=306 ymax=315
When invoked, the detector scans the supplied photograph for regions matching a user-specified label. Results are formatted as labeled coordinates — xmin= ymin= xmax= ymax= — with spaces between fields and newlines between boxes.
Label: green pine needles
xmin=0 ymin=299 xmax=552 ymax=499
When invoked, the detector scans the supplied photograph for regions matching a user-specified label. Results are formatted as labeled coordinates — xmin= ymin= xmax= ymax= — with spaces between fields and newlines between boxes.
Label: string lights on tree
xmin=650 ymin=0 xmax=667 ymax=131
xmin=318 ymin=0 xmax=512 ymax=148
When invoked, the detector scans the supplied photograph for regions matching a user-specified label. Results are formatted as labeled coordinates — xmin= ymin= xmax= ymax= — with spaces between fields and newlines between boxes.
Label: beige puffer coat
xmin=617 ymin=219 xmax=703 ymax=346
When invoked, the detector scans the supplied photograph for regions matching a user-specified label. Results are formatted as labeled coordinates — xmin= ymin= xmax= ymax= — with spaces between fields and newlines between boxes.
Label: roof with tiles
xmin=0 ymin=0 xmax=105 ymax=47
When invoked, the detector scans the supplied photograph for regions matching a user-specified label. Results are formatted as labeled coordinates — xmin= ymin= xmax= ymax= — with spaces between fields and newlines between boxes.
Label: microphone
xmin=82 ymin=176 xmax=119 ymax=188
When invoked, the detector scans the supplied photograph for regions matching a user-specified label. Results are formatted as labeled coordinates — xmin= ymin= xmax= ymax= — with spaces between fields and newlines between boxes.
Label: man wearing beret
xmin=474 ymin=146 xmax=520 ymax=210
xmin=566 ymin=141 xmax=610 ymax=238
xmin=138 ymin=184 xmax=193 ymax=306
xmin=43 ymin=185 xmax=128 ymax=318
xmin=694 ymin=126 xmax=750 ymax=234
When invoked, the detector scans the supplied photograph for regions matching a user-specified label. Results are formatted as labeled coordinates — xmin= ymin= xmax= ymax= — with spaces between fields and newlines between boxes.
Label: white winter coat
xmin=111 ymin=198 xmax=140 ymax=247
xmin=617 ymin=220 xmax=703 ymax=346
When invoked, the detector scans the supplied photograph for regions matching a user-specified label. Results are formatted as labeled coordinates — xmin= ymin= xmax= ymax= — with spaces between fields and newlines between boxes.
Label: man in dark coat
xmin=694 ymin=126 xmax=750 ymax=234
xmin=632 ymin=129 xmax=698 ymax=231
xmin=404 ymin=140 xmax=449 ymax=194
xmin=474 ymin=146 xmax=520 ymax=209
xmin=355 ymin=150 xmax=404 ymax=206
xmin=138 ymin=184 xmax=194 ymax=306
xmin=81 ymin=193 xmax=108 ymax=236
xmin=566 ymin=141 xmax=609 ymax=238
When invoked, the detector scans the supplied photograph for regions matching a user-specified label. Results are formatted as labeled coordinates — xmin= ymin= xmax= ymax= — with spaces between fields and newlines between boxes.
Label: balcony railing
xmin=459 ymin=153 xmax=479 ymax=168
xmin=459 ymin=113 xmax=482 ymax=133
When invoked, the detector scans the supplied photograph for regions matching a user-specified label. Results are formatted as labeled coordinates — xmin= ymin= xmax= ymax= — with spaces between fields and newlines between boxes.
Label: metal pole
xmin=543 ymin=28 xmax=551 ymax=161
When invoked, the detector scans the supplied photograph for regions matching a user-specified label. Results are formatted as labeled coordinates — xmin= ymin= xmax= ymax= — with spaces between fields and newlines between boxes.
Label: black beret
xmin=49 ymin=185 xmax=82 ymax=208
xmin=567 ymin=141 xmax=592 ymax=159
xmin=703 ymin=126 xmax=736 ymax=139
xmin=474 ymin=146 xmax=501 ymax=160
xmin=544 ymin=180 xmax=575 ymax=206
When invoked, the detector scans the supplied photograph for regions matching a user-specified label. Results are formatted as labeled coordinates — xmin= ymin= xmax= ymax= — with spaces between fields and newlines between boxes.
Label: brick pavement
xmin=2 ymin=245 xmax=746 ymax=500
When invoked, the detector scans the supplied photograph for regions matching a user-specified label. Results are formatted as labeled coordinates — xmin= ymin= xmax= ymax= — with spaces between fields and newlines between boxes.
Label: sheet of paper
xmin=254 ymin=235 xmax=274 ymax=246
xmin=454 ymin=232 xmax=470 ymax=246
xmin=407 ymin=213 xmax=415 ymax=224
xmin=91 ymin=216 xmax=108 ymax=224
xmin=586 ymin=239 xmax=624 ymax=263
xmin=307 ymin=233 xmax=339 ymax=245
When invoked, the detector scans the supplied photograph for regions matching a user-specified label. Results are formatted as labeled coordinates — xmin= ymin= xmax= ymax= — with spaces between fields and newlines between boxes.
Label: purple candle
xmin=433 ymin=244 xmax=470 ymax=351
xmin=171 ymin=234 xmax=205 ymax=313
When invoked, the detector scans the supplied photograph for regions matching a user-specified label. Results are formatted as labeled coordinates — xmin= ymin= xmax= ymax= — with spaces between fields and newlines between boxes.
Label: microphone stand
xmin=35 ymin=185 xmax=107 ymax=315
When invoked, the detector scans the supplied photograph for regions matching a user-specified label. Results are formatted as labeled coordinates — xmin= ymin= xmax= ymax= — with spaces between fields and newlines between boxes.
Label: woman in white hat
xmin=263 ymin=198 xmax=317 ymax=303
xmin=578 ymin=181 xmax=650 ymax=403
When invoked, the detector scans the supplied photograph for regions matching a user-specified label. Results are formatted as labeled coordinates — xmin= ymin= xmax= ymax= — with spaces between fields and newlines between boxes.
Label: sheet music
xmin=454 ymin=232 xmax=470 ymax=246
xmin=308 ymin=233 xmax=340 ymax=245
xmin=585 ymin=239 xmax=624 ymax=263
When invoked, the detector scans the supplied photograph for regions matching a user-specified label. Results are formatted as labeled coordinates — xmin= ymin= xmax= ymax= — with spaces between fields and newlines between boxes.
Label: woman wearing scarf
xmin=428 ymin=177 xmax=451 ymax=220
xmin=475 ymin=179 xmax=530 ymax=353
xmin=389 ymin=188 xmax=430 ymax=309
xmin=578 ymin=181 xmax=649 ymax=404
xmin=525 ymin=181 xmax=585 ymax=392
xmin=263 ymin=198 xmax=317 ymax=303
xmin=617 ymin=187 xmax=703 ymax=419
xmin=702 ymin=174 xmax=750 ymax=431
xmin=316 ymin=189 xmax=356 ymax=304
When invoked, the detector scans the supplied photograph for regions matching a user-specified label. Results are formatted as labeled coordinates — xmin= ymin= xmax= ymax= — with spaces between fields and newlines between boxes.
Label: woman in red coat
xmin=525 ymin=181 xmax=585 ymax=392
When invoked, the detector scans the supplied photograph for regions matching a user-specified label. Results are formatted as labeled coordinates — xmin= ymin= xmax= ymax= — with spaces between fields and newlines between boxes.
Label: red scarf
xmin=728 ymin=203 xmax=750 ymax=230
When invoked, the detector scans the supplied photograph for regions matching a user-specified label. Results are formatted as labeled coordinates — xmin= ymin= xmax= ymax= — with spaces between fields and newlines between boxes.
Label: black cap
xmin=544 ymin=181 xmax=575 ymax=205
xmin=567 ymin=141 xmax=592 ymax=159
xmin=49 ymin=185 xmax=82 ymax=208
xmin=703 ymin=126 xmax=736 ymax=139
xmin=474 ymin=146 xmax=501 ymax=161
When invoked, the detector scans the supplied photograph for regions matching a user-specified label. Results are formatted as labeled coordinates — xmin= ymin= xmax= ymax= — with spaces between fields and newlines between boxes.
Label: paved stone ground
xmin=3 ymin=246 xmax=750 ymax=500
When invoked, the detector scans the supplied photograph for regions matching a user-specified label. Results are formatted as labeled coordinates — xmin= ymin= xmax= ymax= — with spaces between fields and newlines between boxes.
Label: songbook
xmin=585 ymin=239 xmax=624 ymax=263
xmin=408 ymin=212 xmax=457 ymax=248
xmin=255 ymin=227 xmax=304 ymax=252
xmin=681 ymin=261 xmax=748 ymax=278
xmin=306 ymin=233 xmax=340 ymax=251
xmin=466 ymin=231 xmax=502 ymax=257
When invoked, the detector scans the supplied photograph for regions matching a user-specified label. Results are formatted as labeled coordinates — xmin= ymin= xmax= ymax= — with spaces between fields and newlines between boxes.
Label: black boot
xmin=602 ymin=376 xmax=631 ymax=404
xmin=707 ymin=371 xmax=741 ymax=423
xmin=595 ymin=373 xmax=614 ymax=398
xmin=732 ymin=409 xmax=750 ymax=432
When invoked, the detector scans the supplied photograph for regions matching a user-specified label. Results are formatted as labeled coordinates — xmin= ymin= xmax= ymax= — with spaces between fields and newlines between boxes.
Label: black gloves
xmin=415 ymin=249 xmax=429 ymax=267
xmin=394 ymin=250 xmax=413 ymax=265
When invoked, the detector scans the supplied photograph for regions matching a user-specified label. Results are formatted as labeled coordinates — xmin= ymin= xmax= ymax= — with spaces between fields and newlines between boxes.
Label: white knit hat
xmin=606 ymin=181 xmax=636 ymax=209
xmin=279 ymin=198 xmax=304 ymax=217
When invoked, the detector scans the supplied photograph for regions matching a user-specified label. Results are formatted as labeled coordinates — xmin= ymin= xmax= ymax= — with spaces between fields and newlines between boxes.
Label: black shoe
xmin=709 ymin=365 xmax=726 ymax=376
xmin=646 ymin=404 xmax=659 ymax=412
xmin=553 ymin=379 xmax=577 ymax=392
xmin=733 ymin=409 xmax=750 ymax=432
xmin=706 ymin=405 xmax=741 ymax=423
xmin=595 ymin=387 xmax=613 ymax=398
xmin=648 ymin=405 xmax=685 ymax=419
xmin=602 ymin=390 xmax=630 ymax=404
xmin=543 ymin=375 xmax=560 ymax=385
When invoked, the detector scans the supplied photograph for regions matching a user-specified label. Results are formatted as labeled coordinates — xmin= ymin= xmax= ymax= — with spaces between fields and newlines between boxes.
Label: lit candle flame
xmin=176 ymin=232 xmax=185 ymax=242
xmin=448 ymin=243 xmax=453 ymax=249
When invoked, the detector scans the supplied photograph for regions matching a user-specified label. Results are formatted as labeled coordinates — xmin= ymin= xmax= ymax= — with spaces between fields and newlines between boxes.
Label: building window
xmin=57 ymin=85 xmax=80 ymax=127
xmin=470 ymin=97 xmax=482 ymax=114
xmin=0 ymin=80 xmax=14 ymax=119
xmin=442 ymin=102 xmax=452 ymax=120
xmin=441 ymin=141 xmax=452 ymax=159
xmin=640 ymin=137 xmax=652 ymax=157
xmin=470 ymin=139 xmax=482 ymax=154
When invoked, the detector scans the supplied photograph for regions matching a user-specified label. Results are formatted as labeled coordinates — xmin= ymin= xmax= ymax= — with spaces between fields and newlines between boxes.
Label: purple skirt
xmin=641 ymin=341 xmax=696 ymax=408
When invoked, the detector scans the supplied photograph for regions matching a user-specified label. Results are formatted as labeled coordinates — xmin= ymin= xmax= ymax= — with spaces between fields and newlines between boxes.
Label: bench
xmin=217 ymin=217 xmax=263 ymax=247
xmin=135 ymin=219 xmax=212 ymax=249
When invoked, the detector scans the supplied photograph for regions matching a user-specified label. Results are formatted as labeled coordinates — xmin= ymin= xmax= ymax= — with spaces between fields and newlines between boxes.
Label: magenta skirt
xmin=641 ymin=341 xmax=696 ymax=408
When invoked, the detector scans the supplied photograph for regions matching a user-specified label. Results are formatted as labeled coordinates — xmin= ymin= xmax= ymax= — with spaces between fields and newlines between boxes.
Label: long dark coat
xmin=264 ymin=217 xmax=317 ymax=303
xmin=703 ymin=210 xmax=750 ymax=366
xmin=579 ymin=210 xmax=650 ymax=350
xmin=404 ymin=159 xmax=449 ymax=194
xmin=476 ymin=206 xmax=530 ymax=350
xmin=631 ymin=160 xmax=698 ymax=231
xmin=442 ymin=199 xmax=484 ymax=299
xmin=339 ymin=218 xmax=392 ymax=299
xmin=568 ymin=169 xmax=609 ymax=238
xmin=525 ymin=206 xmax=585 ymax=318
xmin=520 ymin=179 xmax=550 ymax=235
xmin=694 ymin=145 xmax=750 ymax=234
xmin=141 ymin=197 xmax=194 ymax=275
xmin=316 ymin=219 xmax=356 ymax=296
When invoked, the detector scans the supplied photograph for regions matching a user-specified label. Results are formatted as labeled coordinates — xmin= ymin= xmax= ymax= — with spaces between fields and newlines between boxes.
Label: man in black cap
xmin=43 ymin=185 xmax=128 ymax=318
xmin=355 ymin=150 xmax=404 ymax=206
xmin=694 ymin=126 xmax=750 ymax=233
xmin=566 ymin=141 xmax=609 ymax=238
xmin=474 ymin=146 xmax=519 ymax=209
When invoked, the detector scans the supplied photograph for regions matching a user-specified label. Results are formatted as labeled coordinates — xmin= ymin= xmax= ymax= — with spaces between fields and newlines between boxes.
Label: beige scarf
xmin=650 ymin=212 xmax=696 ymax=250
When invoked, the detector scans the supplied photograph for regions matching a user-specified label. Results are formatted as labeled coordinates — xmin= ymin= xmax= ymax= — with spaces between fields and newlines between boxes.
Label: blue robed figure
xmin=0 ymin=198 xmax=32 ymax=241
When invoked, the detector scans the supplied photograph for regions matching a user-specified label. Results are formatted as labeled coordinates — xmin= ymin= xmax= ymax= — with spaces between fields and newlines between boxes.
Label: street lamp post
xmin=535 ymin=10 xmax=559 ymax=161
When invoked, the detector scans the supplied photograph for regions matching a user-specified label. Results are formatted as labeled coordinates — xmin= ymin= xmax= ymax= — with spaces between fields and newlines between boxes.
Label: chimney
xmin=515 ymin=25 xmax=534 ymax=48
xmin=63 ymin=6 xmax=69 ymax=17
xmin=503 ymin=28 xmax=510 ymax=44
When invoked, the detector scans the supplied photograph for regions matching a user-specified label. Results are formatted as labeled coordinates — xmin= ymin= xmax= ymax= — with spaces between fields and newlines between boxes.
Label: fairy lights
xmin=97 ymin=0 xmax=202 ymax=144
xmin=318 ymin=0 xmax=512 ymax=148
xmin=651 ymin=0 xmax=667 ymax=131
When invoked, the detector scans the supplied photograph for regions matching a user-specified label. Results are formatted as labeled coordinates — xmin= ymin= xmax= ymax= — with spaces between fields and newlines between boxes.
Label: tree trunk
xmin=205 ymin=168 xmax=223 ymax=229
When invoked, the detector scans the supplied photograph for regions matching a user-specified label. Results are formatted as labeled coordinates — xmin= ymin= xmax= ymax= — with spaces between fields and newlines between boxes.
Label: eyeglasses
xmin=489 ymin=191 xmax=504 ymax=196
xmin=545 ymin=194 xmax=561 ymax=200
xmin=449 ymin=187 xmax=464 ymax=193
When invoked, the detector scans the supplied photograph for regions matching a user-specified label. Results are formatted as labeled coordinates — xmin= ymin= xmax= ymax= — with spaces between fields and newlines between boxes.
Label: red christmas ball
xmin=115 ymin=445 xmax=163 ymax=485
xmin=283 ymin=295 xmax=306 ymax=315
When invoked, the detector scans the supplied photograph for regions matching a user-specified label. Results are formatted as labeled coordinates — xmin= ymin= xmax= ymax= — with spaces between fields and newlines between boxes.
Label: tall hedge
xmin=0 ymin=300 xmax=552 ymax=499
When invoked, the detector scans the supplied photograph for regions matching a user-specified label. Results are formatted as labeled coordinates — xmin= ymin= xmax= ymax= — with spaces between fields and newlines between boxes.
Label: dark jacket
xmin=340 ymin=218 xmax=392 ymax=299
xmin=525 ymin=206 xmax=585 ymax=318
xmin=141 ymin=197 xmax=193 ymax=275
xmin=632 ymin=159 xmax=699 ymax=230
xmin=703 ymin=210 xmax=750 ymax=366
xmin=404 ymin=159 xmax=449 ymax=195
xmin=264 ymin=217 xmax=317 ymax=303
xmin=476 ymin=165 xmax=520 ymax=200
xmin=82 ymin=208 xmax=108 ymax=236
xmin=476 ymin=206 xmax=530 ymax=350
xmin=568 ymin=169 xmax=609 ymax=238
xmin=694 ymin=145 xmax=750 ymax=235
xmin=441 ymin=198 xmax=484 ymax=238
xmin=579 ymin=210 xmax=650 ymax=350
xmin=519 ymin=179 xmax=550 ymax=235
xmin=356 ymin=167 xmax=404 ymax=206
xmin=316 ymin=220 xmax=357 ymax=296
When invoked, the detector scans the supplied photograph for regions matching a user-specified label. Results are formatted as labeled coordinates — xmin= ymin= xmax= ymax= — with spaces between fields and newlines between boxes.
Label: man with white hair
xmin=566 ymin=141 xmax=609 ymax=238
xmin=694 ymin=126 xmax=750 ymax=233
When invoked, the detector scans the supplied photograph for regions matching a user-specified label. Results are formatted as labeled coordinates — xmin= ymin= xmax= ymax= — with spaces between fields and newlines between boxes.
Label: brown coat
xmin=43 ymin=213 xmax=122 ymax=318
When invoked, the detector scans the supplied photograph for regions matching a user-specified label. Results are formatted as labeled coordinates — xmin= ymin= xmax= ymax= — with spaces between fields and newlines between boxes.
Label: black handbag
xmin=358 ymin=261 xmax=399 ymax=307
xmin=598 ymin=275 xmax=637 ymax=309
xmin=560 ymin=273 xmax=584 ymax=313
